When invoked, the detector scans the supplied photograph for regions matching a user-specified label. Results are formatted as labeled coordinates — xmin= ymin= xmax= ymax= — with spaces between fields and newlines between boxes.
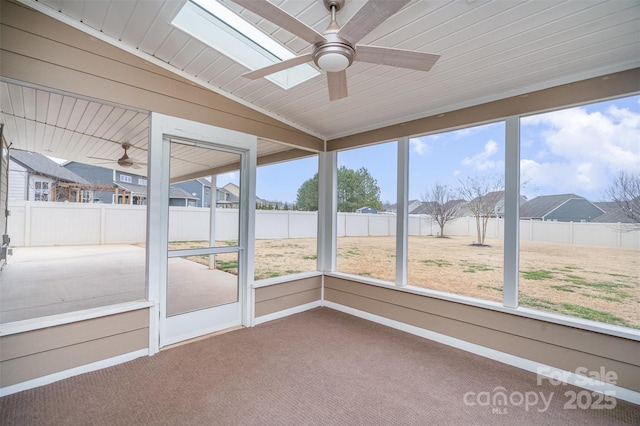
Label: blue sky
xmin=244 ymin=94 xmax=639 ymax=204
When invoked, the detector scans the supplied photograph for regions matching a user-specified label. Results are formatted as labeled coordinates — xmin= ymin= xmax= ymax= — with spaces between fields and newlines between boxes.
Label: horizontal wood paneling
xmin=0 ymin=329 xmax=148 ymax=386
xmin=255 ymin=276 xmax=322 ymax=317
xmin=0 ymin=310 xmax=149 ymax=361
xmin=325 ymin=276 xmax=640 ymax=392
xmin=0 ymin=309 xmax=149 ymax=387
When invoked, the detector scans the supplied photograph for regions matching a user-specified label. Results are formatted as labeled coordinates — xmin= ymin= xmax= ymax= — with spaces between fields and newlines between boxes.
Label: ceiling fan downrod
xmin=314 ymin=0 xmax=354 ymax=72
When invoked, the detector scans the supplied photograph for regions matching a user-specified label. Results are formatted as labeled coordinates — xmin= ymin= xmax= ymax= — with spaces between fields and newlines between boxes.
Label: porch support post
xmin=396 ymin=138 xmax=409 ymax=286
xmin=504 ymin=116 xmax=520 ymax=308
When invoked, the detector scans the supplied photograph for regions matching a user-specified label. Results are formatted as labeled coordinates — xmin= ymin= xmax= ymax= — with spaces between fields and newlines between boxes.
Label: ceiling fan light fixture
xmin=313 ymin=43 xmax=354 ymax=72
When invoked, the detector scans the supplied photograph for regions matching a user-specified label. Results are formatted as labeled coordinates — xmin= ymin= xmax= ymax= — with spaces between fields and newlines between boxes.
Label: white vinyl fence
xmin=7 ymin=201 xmax=639 ymax=249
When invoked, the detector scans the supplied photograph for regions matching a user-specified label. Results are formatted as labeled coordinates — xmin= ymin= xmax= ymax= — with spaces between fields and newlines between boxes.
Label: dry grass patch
xmin=168 ymin=236 xmax=639 ymax=329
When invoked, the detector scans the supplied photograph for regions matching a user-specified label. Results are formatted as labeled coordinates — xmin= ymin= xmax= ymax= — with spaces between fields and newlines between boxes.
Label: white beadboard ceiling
xmin=1 ymin=0 xmax=640 ymax=176
xmin=0 ymin=81 xmax=293 ymax=180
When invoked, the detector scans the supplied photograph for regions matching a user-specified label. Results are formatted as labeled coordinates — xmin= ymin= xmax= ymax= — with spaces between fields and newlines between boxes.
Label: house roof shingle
xmin=592 ymin=202 xmax=636 ymax=224
xmin=11 ymin=150 xmax=88 ymax=184
xmin=519 ymin=194 xmax=584 ymax=219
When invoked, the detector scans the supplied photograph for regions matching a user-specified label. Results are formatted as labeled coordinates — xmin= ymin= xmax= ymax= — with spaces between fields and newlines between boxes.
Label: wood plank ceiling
xmin=1 ymin=0 xmax=639 ymax=176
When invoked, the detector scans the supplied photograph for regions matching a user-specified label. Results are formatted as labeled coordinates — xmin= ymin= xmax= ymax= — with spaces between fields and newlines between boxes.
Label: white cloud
xmin=520 ymin=102 xmax=640 ymax=198
xmin=522 ymin=105 xmax=640 ymax=172
xmin=410 ymin=138 xmax=430 ymax=156
xmin=520 ymin=159 xmax=607 ymax=197
xmin=461 ymin=139 xmax=502 ymax=171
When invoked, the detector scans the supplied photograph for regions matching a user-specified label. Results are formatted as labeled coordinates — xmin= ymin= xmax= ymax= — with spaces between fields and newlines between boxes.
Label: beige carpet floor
xmin=1 ymin=308 xmax=638 ymax=425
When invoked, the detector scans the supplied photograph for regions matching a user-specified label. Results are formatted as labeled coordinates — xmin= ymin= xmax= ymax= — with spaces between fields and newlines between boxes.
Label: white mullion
xmin=168 ymin=246 xmax=239 ymax=258
xmin=242 ymin=143 xmax=257 ymax=327
xmin=317 ymin=152 xmax=337 ymax=273
xmin=503 ymin=116 xmax=520 ymax=308
xmin=146 ymin=113 xmax=171 ymax=355
xmin=208 ymin=174 xmax=217 ymax=269
xmin=396 ymin=138 xmax=409 ymax=286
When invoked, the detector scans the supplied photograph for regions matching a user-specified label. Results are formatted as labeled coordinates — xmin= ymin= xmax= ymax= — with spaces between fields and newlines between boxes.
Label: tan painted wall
xmin=324 ymin=276 xmax=640 ymax=392
xmin=0 ymin=0 xmax=322 ymax=152
xmin=0 ymin=309 xmax=149 ymax=387
xmin=255 ymin=276 xmax=322 ymax=318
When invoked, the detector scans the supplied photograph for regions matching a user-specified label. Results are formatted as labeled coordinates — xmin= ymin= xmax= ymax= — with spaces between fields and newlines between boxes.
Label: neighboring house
xmin=457 ymin=191 xmax=527 ymax=218
xmin=410 ymin=200 xmax=467 ymax=216
xmin=172 ymin=178 xmax=212 ymax=207
xmin=520 ymin=194 xmax=605 ymax=222
xmin=222 ymin=182 xmax=240 ymax=198
xmin=356 ymin=206 xmax=378 ymax=214
xmin=9 ymin=150 xmax=90 ymax=202
xmin=169 ymin=187 xmax=200 ymax=207
xmin=592 ymin=202 xmax=637 ymax=224
xmin=387 ymin=200 xmax=423 ymax=214
xmin=216 ymin=186 xmax=239 ymax=209
xmin=65 ymin=162 xmax=248 ymax=207
xmin=65 ymin=162 xmax=148 ymax=204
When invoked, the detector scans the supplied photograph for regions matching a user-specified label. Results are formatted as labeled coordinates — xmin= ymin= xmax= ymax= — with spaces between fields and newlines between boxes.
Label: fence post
xmin=529 ymin=219 xmax=533 ymax=241
xmin=570 ymin=221 xmax=574 ymax=245
xmin=24 ymin=202 xmax=31 ymax=247
xmin=100 ymin=204 xmax=106 ymax=244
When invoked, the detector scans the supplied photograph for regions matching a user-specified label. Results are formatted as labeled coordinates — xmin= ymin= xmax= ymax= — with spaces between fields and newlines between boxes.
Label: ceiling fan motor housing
xmin=313 ymin=34 xmax=355 ymax=72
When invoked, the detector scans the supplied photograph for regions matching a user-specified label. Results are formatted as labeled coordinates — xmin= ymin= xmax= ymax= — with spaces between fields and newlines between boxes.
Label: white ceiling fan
xmin=236 ymin=0 xmax=440 ymax=101
xmin=88 ymin=143 xmax=147 ymax=170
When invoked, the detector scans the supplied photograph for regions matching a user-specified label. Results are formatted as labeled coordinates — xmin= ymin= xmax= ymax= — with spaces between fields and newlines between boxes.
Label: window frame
xmin=323 ymin=104 xmax=639 ymax=341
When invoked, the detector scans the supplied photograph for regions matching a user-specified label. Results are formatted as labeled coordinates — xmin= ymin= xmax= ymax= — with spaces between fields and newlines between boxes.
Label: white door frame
xmin=147 ymin=113 xmax=256 ymax=353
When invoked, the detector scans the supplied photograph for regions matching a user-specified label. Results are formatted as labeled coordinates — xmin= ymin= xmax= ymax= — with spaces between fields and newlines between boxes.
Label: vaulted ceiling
xmin=1 ymin=0 xmax=639 ymax=176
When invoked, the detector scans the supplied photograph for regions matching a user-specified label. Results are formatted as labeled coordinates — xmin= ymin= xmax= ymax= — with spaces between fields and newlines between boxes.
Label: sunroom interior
xmin=0 ymin=0 xmax=639 ymax=413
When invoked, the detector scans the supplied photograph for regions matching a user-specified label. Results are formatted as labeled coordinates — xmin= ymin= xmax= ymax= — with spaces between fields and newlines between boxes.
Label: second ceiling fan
xmin=235 ymin=0 xmax=440 ymax=101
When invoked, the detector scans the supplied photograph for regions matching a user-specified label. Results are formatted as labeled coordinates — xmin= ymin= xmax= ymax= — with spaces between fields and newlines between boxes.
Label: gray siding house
xmin=9 ymin=150 xmax=89 ymax=202
xmin=169 ymin=187 xmax=199 ymax=207
xmin=65 ymin=162 xmax=148 ymax=204
xmin=172 ymin=178 xmax=211 ymax=207
xmin=520 ymin=194 xmax=605 ymax=222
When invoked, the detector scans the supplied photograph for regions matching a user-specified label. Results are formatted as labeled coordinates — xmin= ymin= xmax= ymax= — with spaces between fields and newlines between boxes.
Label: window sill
xmin=0 ymin=300 xmax=155 ymax=337
xmin=252 ymin=271 xmax=323 ymax=289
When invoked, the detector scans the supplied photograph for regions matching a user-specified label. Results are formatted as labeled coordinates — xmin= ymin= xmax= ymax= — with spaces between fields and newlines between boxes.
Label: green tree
xmin=295 ymin=166 xmax=382 ymax=212
xmin=296 ymin=174 xmax=319 ymax=211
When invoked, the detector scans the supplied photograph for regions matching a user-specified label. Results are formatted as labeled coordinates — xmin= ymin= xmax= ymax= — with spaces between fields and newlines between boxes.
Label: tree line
xmin=293 ymin=166 xmax=639 ymax=247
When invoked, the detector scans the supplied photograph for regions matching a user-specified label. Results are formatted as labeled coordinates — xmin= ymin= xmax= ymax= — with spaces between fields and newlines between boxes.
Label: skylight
xmin=172 ymin=0 xmax=319 ymax=89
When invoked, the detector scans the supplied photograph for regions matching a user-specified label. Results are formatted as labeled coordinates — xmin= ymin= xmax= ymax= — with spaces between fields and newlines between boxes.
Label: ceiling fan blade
xmin=327 ymin=71 xmax=348 ymax=101
xmin=338 ymin=0 xmax=410 ymax=45
xmin=355 ymin=45 xmax=440 ymax=71
xmin=232 ymin=0 xmax=326 ymax=45
xmin=243 ymin=53 xmax=314 ymax=79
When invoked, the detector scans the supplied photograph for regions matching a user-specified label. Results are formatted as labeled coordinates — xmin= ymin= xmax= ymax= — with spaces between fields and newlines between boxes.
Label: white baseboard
xmin=0 ymin=349 xmax=149 ymax=397
xmin=254 ymin=300 xmax=321 ymax=325
xmin=324 ymin=301 xmax=640 ymax=405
